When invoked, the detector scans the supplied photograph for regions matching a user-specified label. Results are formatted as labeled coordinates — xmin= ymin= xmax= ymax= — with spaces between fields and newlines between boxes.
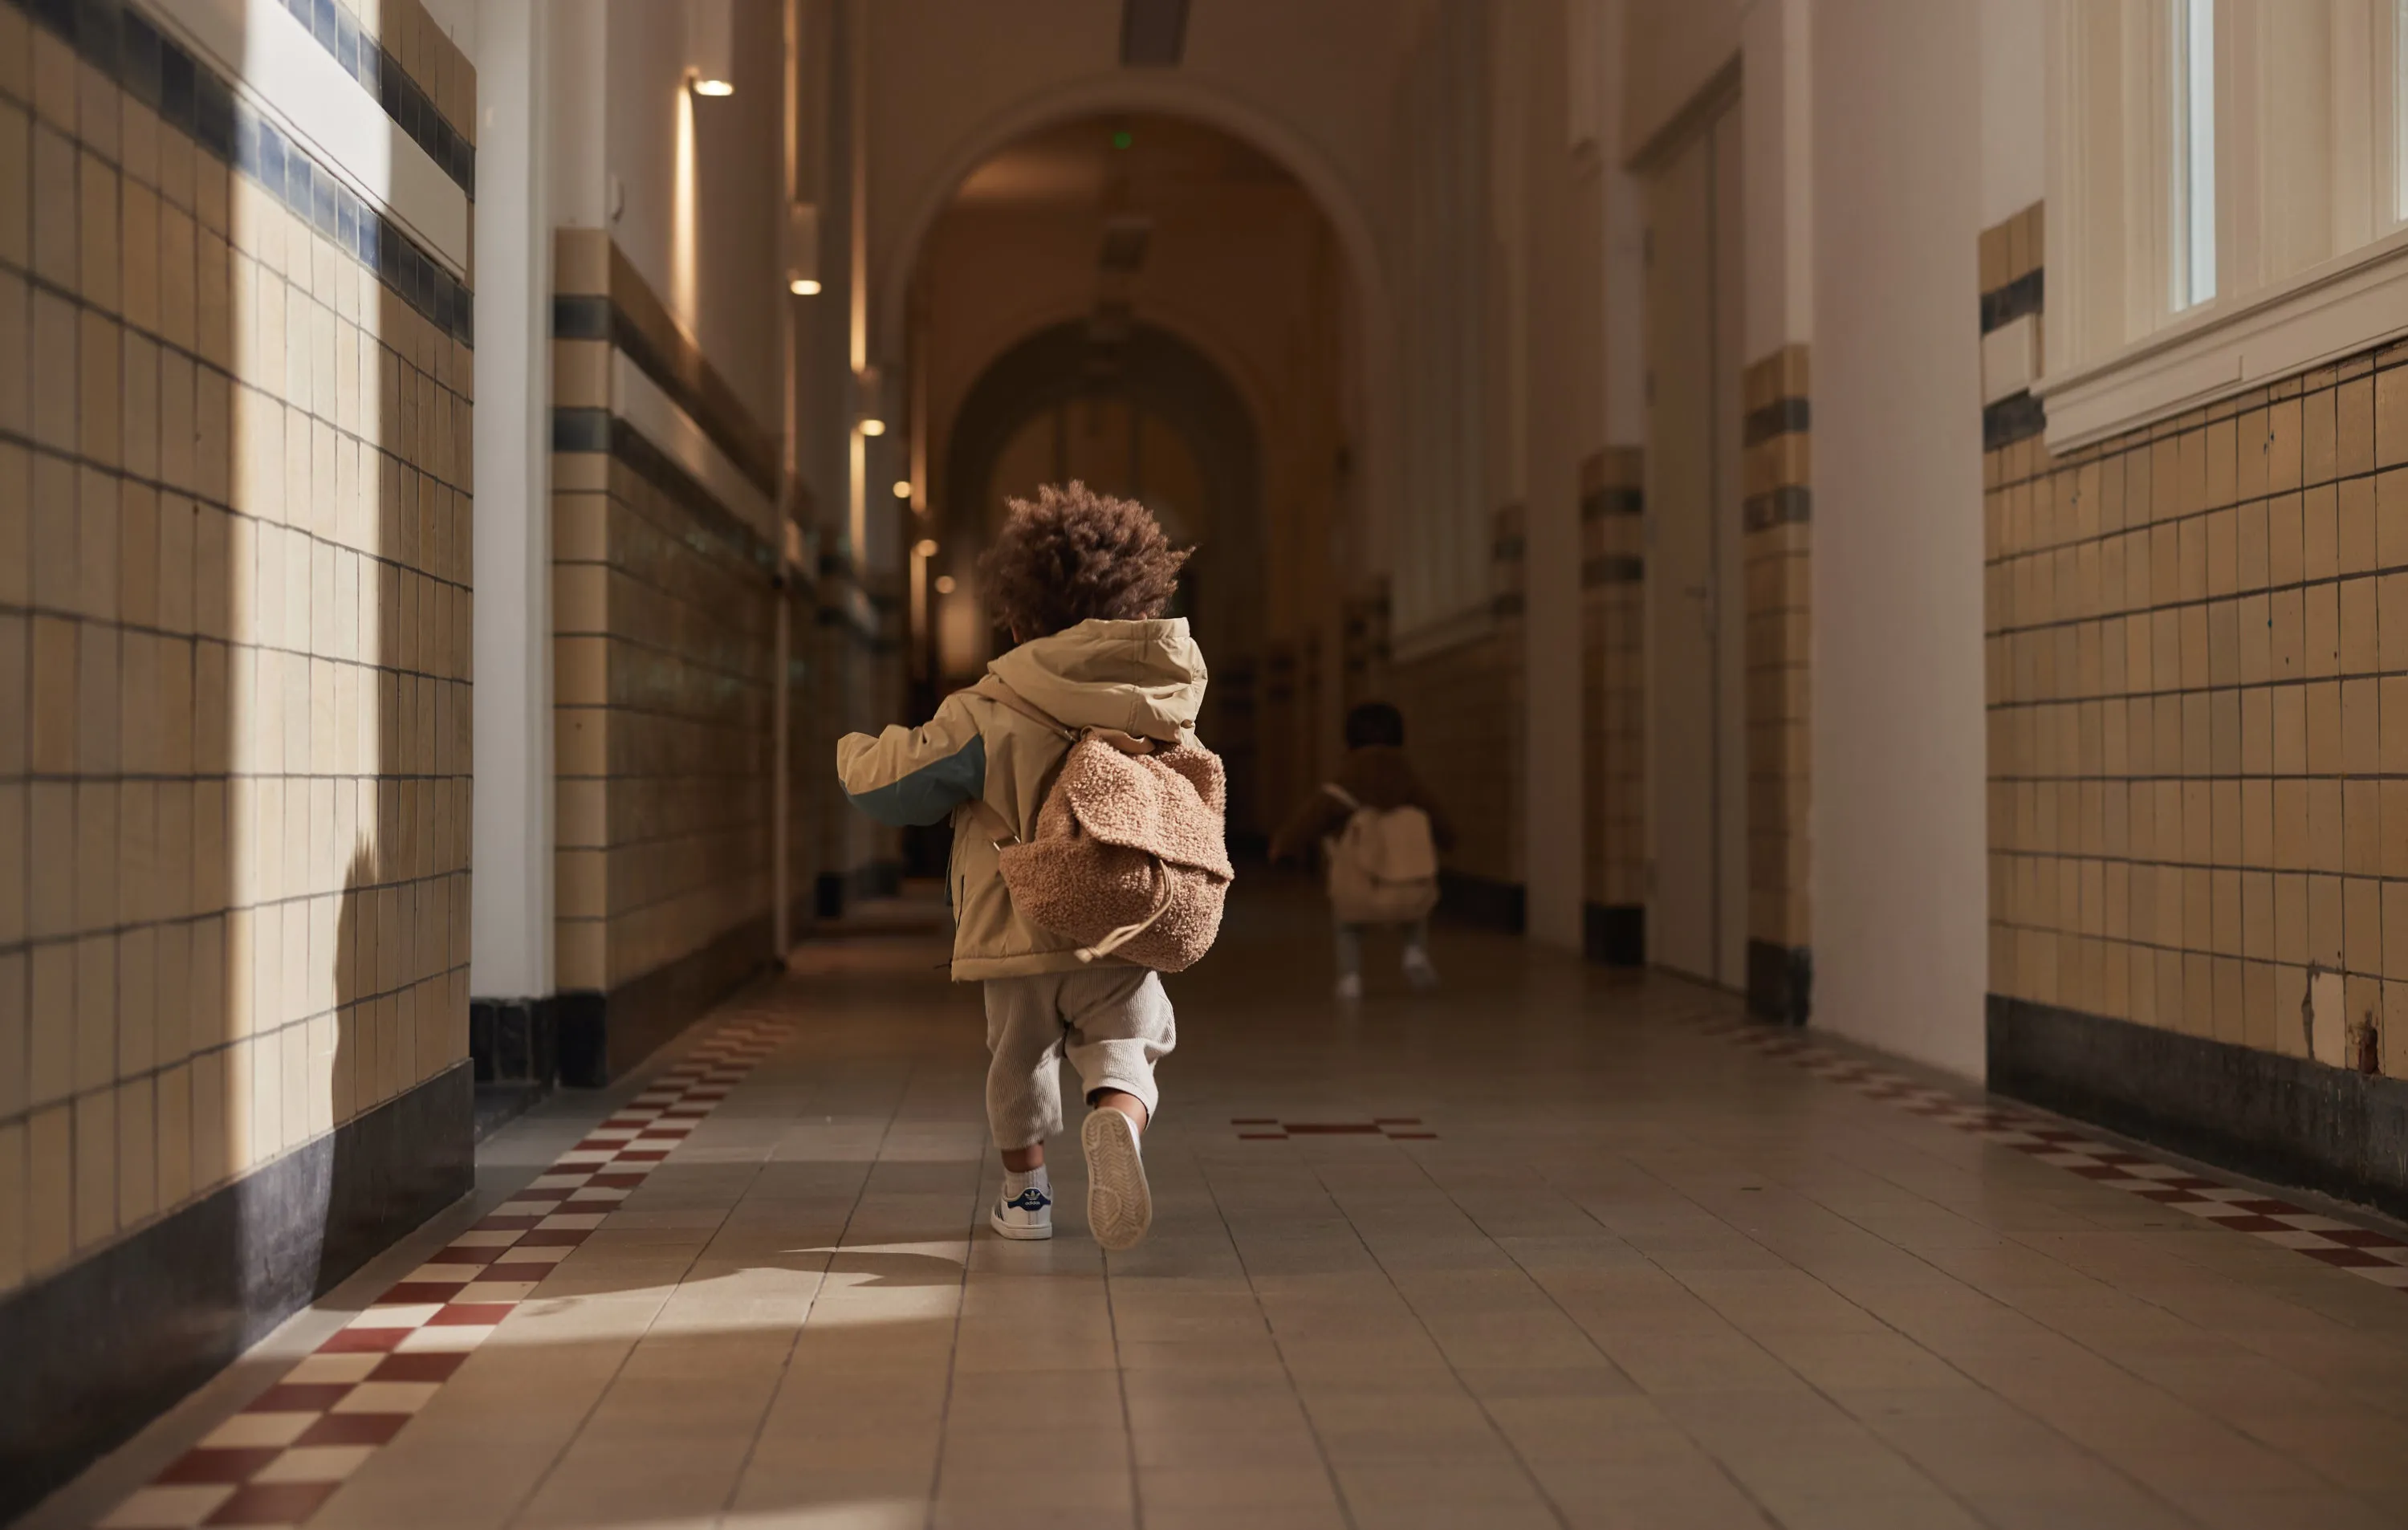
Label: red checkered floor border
xmin=94 ymin=1018 xmax=791 ymax=1529
xmin=1695 ymin=1019 xmax=2408 ymax=1295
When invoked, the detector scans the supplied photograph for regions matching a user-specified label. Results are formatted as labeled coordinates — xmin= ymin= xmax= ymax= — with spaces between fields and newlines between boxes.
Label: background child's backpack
xmin=1320 ymin=784 xmax=1440 ymax=923
xmin=988 ymin=685 xmax=1234 ymax=971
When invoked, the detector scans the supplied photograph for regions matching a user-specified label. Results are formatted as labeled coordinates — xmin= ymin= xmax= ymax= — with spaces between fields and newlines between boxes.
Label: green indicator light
xmin=1111 ymin=130 xmax=1133 ymax=150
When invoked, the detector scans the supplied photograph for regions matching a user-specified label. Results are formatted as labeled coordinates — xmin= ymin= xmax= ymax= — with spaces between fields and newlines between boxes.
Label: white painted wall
xmin=1810 ymin=0 xmax=1989 ymax=1079
xmin=1514 ymin=0 xmax=1592 ymax=950
xmin=1979 ymin=0 xmax=2046 ymax=226
xmin=1741 ymin=0 xmax=1812 ymax=356
xmin=596 ymin=0 xmax=786 ymax=426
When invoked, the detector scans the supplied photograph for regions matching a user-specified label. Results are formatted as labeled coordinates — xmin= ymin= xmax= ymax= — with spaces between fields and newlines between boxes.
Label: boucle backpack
xmin=1320 ymin=783 xmax=1440 ymax=924
xmin=988 ymin=685 xmax=1234 ymax=971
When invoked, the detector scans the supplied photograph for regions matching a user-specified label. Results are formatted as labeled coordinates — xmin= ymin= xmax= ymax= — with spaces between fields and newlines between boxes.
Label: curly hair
xmin=980 ymin=481 xmax=1190 ymax=638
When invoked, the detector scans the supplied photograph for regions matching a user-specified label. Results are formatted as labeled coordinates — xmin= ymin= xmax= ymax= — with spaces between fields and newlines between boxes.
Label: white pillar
xmin=1811 ymin=0 xmax=1988 ymax=1077
xmin=470 ymin=0 xmax=556 ymax=1002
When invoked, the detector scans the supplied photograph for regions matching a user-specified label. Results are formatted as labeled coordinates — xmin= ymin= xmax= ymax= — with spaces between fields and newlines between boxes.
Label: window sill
xmin=2036 ymin=226 xmax=2408 ymax=451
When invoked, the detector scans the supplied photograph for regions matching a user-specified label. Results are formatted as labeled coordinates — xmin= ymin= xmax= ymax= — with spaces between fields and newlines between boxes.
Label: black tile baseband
xmin=1441 ymin=870 xmax=1526 ymax=935
xmin=1747 ymin=938 xmax=1812 ymax=1026
xmin=1585 ymin=901 xmax=1644 ymax=967
xmin=1987 ymin=994 xmax=2408 ymax=1224
xmin=0 ymin=1062 xmax=474 ymax=1524
xmin=557 ymin=916 xmax=779 ymax=1087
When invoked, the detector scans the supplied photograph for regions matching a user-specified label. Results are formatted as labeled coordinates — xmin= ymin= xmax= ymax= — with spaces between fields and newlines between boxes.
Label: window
xmin=2170 ymin=0 xmax=2214 ymax=309
xmin=2042 ymin=0 xmax=2408 ymax=446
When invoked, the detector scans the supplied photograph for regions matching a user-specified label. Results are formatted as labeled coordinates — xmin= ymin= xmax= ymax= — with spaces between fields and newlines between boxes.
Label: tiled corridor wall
xmin=551 ymin=231 xmax=781 ymax=1085
xmin=0 ymin=0 xmax=475 ymax=1507
xmin=1581 ymin=448 xmax=1644 ymax=962
xmin=1983 ymin=197 xmax=2408 ymax=1194
xmin=1743 ymin=347 xmax=1812 ymax=1020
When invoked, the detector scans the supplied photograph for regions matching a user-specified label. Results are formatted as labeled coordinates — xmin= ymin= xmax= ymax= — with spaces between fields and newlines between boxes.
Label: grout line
xmin=83 ymin=1010 xmax=793 ymax=1530
xmin=1695 ymin=1017 xmax=2408 ymax=1296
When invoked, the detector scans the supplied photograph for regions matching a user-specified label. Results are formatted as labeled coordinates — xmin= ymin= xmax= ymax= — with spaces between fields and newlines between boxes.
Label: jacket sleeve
xmin=835 ymin=692 xmax=987 ymax=827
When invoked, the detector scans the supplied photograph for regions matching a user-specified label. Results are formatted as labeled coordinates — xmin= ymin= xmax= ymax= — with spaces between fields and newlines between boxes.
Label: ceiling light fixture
xmin=913 ymin=539 xmax=939 ymax=558
xmin=790 ymin=278 xmax=820 ymax=295
xmin=859 ymin=419 xmax=886 ymax=437
xmin=893 ymin=480 xmax=913 ymax=499
xmin=935 ymin=576 xmax=958 ymax=595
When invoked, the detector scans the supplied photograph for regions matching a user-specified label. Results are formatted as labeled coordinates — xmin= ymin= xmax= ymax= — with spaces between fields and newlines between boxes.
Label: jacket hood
xmin=986 ymin=618 xmax=1208 ymax=742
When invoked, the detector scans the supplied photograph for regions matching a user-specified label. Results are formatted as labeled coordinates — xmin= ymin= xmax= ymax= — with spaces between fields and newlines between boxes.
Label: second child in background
xmin=1271 ymin=702 xmax=1454 ymax=1000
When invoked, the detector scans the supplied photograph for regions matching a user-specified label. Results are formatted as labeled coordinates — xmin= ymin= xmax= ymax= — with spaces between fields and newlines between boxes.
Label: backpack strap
xmin=987 ymin=679 xmax=1159 ymax=755
xmin=982 ymin=680 xmax=1080 ymax=743
xmin=1321 ymin=783 xmax=1362 ymax=812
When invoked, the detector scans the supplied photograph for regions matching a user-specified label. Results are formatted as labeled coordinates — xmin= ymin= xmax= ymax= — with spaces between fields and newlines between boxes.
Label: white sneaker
xmin=1081 ymin=1109 xmax=1152 ymax=1251
xmin=1402 ymin=948 xmax=1438 ymax=991
xmin=990 ymin=1177 xmax=1053 ymax=1240
xmin=1335 ymin=973 xmax=1365 ymax=1002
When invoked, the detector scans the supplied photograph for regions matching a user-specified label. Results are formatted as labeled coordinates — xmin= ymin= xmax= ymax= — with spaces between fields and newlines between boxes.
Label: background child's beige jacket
xmin=835 ymin=618 xmax=1208 ymax=979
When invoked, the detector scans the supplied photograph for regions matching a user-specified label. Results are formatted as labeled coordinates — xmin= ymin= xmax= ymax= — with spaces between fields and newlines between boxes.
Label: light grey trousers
xmin=982 ymin=967 xmax=1176 ymax=1151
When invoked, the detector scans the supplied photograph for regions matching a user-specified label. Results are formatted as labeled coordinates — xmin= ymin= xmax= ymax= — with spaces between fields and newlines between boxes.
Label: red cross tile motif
xmin=1230 ymin=1117 xmax=1436 ymax=1141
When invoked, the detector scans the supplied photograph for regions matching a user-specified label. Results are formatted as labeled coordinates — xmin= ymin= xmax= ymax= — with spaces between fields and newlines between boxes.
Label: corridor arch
xmin=874 ymin=72 xmax=1396 ymax=581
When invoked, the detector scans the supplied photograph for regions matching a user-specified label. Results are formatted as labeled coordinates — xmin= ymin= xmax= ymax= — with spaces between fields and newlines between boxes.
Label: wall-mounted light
xmin=892 ymin=479 xmax=913 ymax=499
xmin=935 ymin=576 xmax=958 ymax=595
xmin=787 ymin=203 xmax=820 ymax=296
xmin=913 ymin=539 xmax=939 ymax=559
xmin=688 ymin=0 xmax=734 ymax=95
xmin=852 ymin=364 xmax=890 ymax=437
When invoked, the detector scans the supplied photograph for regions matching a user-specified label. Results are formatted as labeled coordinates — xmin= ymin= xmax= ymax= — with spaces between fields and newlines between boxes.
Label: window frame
xmin=2038 ymin=0 xmax=2408 ymax=450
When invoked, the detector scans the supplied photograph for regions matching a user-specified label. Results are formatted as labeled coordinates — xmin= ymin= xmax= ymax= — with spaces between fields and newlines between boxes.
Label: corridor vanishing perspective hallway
xmin=41 ymin=886 xmax=2408 ymax=1530
xmin=13 ymin=0 xmax=2408 ymax=1523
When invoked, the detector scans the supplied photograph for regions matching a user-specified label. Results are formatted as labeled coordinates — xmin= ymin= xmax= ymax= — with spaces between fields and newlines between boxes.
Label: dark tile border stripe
xmin=1582 ymin=553 xmax=1642 ymax=587
xmin=1743 ymin=396 xmax=1810 ymax=447
xmin=555 ymin=294 xmax=779 ymax=500
xmin=1743 ymin=486 xmax=1812 ymax=531
xmin=1987 ymin=994 xmax=2408 ymax=1225
xmin=0 ymin=1063 xmax=473 ymax=1524
xmin=271 ymin=0 xmax=477 ymax=197
xmin=553 ymin=407 xmax=779 ymax=577
xmin=1979 ymin=267 xmax=2044 ymax=334
xmin=17 ymin=0 xmax=473 ymax=341
xmin=1580 ymin=486 xmax=1643 ymax=519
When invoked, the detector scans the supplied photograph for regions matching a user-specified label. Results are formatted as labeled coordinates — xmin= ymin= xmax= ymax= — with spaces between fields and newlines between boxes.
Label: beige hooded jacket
xmin=834 ymin=618 xmax=1210 ymax=979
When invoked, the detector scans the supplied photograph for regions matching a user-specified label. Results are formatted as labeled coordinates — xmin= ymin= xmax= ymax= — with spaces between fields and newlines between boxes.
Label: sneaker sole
xmin=989 ymin=1207 xmax=1053 ymax=1240
xmin=1081 ymin=1111 xmax=1152 ymax=1251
